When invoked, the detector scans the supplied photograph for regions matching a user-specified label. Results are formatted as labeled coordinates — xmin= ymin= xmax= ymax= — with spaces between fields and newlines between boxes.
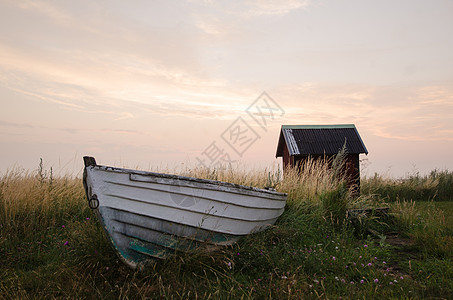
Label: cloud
xmin=0 ymin=120 xmax=34 ymax=129
xmin=275 ymin=82 xmax=453 ymax=142
xmin=2 ymin=0 xmax=134 ymax=41
xmin=1 ymin=1 xmax=289 ymax=121
xmin=190 ymin=0 xmax=311 ymax=39
xmin=244 ymin=0 xmax=311 ymax=16
xmin=0 ymin=40 xmax=246 ymax=122
xmin=1 ymin=0 xmax=451 ymax=146
xmin=190 ymin=0 xmax=310 ymax=17
xmin=3 ymin=0 xmax=72 ymax=24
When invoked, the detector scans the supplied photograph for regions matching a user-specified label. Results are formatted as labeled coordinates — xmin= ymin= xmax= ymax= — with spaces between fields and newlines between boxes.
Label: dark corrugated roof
xmin=276 ymin=124 xmax=368 ymax=157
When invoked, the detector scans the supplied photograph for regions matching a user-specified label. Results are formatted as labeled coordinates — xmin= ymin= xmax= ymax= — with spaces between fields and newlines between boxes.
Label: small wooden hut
xmin=275 ymin=124 xmax=368 ymax=192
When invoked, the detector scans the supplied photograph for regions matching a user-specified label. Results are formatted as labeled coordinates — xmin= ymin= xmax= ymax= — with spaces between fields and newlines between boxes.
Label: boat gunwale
xmin=89 ymin=164 xmax=288 ymax=198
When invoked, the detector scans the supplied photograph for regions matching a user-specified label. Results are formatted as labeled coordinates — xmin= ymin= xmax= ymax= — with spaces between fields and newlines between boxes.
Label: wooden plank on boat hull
xmin=102 ymin=186 xmax=284 ymax=222
xmin=107 ymin=177 xmax=286 ymax=209
xmin=99 ymin=207 xmax=238 ymax=265
xmin=102 ymin=206 xmax=238 ymax=245
xmin=98 ymin=194 xmax=280 ymax=235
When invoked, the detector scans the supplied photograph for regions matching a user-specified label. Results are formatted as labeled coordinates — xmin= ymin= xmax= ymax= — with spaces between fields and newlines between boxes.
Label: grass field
xmin=1 ymin=158 xmax=452 ymax=299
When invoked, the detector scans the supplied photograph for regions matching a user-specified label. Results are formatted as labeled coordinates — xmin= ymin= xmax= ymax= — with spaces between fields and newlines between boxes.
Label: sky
xmin=0 ymin=0 xmax=452 ymax=178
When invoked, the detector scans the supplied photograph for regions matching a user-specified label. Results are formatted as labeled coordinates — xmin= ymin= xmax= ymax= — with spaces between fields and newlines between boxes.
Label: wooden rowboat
xmin=83 ymin=156 xmax=287 ymax=269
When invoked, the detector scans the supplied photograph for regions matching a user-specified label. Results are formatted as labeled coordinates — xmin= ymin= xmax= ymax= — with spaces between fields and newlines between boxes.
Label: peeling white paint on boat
xmin=83 ymin=157 xmax=287 ymax=268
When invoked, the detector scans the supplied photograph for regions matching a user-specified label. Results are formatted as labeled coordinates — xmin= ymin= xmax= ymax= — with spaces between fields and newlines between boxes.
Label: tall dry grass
xmin=0 ymin=166 xmax=86 ymax=238
xmin=176 ymin=145 xmax=350 ymax=204
xmin=177 ymin=163 xmax=281 ymax=190
xmin=279 ymin=157 xmax=345 ymax=205
xmin=362 ymin=169 xmax=453 ymax=202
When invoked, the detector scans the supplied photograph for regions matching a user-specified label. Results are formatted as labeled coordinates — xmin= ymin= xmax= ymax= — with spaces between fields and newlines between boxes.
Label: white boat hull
xmin=83 ymin=157 xmax=287 ymax=268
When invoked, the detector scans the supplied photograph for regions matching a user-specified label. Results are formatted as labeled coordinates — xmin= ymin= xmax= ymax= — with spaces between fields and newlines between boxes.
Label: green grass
xmin=1 ymin=159 xmax=452 ymax=299
xmin=362 ymin=169 xmax=453 ymax=202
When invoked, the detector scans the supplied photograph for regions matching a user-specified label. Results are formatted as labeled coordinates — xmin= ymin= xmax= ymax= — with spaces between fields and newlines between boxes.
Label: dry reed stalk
xmin=0 ymin=168 xmax=84 ymax=232
xmin=177 ymin=164 xmax=281 ymax=190
xmin=279 ymin=156 xmax=348 ymax=206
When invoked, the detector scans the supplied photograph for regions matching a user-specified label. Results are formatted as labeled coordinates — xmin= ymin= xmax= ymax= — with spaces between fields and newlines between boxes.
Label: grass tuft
xmin=362 ymin=169 xmax=453 ymax=202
